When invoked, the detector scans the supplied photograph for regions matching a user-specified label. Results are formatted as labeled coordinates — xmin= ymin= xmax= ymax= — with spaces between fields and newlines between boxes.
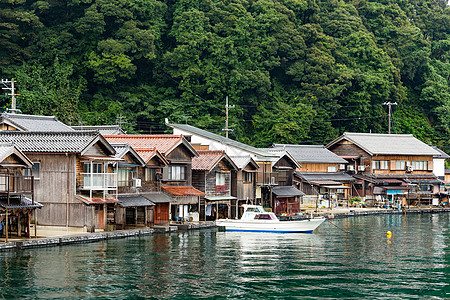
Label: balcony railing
xmin=81 ymin=173 xmax=117 ymax=190
xmin=0 ymin=173 xmax=33 ymax=194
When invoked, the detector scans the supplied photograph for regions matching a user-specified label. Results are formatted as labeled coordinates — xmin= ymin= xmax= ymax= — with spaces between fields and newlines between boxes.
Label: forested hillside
xmin=0 ymin=0 xmax=449 ymax=147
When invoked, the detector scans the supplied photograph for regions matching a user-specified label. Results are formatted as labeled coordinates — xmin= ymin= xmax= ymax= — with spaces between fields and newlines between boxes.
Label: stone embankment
xmin=0 ymin=221 xmax=216 ymax=252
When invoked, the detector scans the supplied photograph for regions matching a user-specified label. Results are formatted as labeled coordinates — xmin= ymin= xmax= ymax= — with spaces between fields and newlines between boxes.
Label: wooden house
xmin=0 ymin=144 xmax=42 ymax=240
xmin=166 ymin=122 xmax=302 ymax=215
xmin=271 ymin=144 xmax=354 ymax=206
xmin=229 ymin=155 xmax=259 ymax=218
xmin=0 ymin=131 xmax=120 ymax=231
xmin=103 ymin=134 xmax=204 ymax=222
xmin=260 ymin=149 xmax=304 ymax=215
xmin=327 ymin=132 xmax=441 ymax=206
xmin=191 ymin=150 xmax=238 ymax=220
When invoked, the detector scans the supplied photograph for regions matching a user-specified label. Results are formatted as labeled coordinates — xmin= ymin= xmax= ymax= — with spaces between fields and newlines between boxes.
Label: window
xmin=145 ymin=168 xmax=156 ymax=182
xmin=243 ymin=171 xmax=253 ymax=183
xmin=327 ymin=166 xmax=337 ymax=172
xmin=216 ymin=173 xmax=226 ymax=186
xmin=412 ymin=161 xmax=428 ymax=170
xmin=23 ymin=162 xmax=41 ymax=179
xmin=396 ymin=161 xmax=407 ymax=170
xmin=84 ymin=162 xmax=103 ymax=173
xmin=372 ymin=160 xmax=389 ymax=170
xmin=168 ymin=165 xmax=185 ymax=180
xmin=118 ymin=167 xmax=132 ymax=187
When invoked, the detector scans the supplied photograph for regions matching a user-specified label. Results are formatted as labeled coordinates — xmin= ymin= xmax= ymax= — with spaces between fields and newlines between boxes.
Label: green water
xmin=0 ymin=214 xmax=449 ymax=299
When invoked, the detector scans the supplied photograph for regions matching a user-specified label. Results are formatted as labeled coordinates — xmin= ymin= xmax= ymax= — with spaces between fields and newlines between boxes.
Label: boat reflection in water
xmin=216 ymin=205 xmax=325 ymax=233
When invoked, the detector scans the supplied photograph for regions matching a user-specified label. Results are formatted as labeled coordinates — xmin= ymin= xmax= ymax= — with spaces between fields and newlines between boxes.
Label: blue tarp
xmin=387 ymin=190 xmax=404 ymax=195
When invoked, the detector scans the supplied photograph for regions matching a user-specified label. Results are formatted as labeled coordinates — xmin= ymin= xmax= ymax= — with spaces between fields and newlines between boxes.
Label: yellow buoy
xmin=386 ymin=231 xmax=392 ymax=238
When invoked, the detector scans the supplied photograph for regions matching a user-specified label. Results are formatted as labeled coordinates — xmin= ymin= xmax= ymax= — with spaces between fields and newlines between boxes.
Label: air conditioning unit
xmin=133 ymin=178 xmax=142 ymax=187
xmin=347 ymin=165 xmax=355 ymax=171
xmin=406 ymin=166 xmax=413 ymax=173
xmin=357 ymin=165 xmax=365 ymax=171
xmin=339 ymin=164 xmax=346 ymax=170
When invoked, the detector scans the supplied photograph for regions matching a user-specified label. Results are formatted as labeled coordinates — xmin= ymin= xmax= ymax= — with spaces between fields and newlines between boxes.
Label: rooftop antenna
xmin=182 ymin=114 xmax=191 ymax=124
xmin=383 ymin=101 xmax=397 ymax=134
xmin=222 ymin=96 xmax=235 ymax=138
xmin=1 ymin=78 xmax=21 ymax=114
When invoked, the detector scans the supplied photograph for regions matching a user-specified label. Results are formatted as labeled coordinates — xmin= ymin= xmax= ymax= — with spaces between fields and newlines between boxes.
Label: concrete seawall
xmin=0 ymin=222 xmax=217 ymax=252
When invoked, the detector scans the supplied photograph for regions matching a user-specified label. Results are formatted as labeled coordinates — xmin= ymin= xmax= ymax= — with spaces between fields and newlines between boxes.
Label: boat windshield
xmin=254 ymin=214 xmax=274 ymax=220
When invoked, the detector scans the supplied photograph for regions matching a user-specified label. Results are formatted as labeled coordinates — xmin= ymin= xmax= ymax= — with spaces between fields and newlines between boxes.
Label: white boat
xmin=216 ymin=205 xmax=325 ymax=233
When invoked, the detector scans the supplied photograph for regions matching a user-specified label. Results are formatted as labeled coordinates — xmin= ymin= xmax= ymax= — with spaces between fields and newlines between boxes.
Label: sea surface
xmin=0 ymin=213 xmax=449 ymax=299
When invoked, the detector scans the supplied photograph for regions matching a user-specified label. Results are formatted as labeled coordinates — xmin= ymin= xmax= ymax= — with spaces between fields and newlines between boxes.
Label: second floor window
xmin=372 ymin=160 xmax=389 ymax=170
xmin=396 ymin=161 xmax=407 ymax=170
xmin=23 ymin=162 xmax=41 ymax=179
xmin=216 ymin=173 xmax=226 ymax=186
xmin=327 ymin=166 xmax=337 ymax=172
xmin=243 ymin=171 xmax=253 ymax=183
xmin=84 ymin=162 xmax=103 ymax=173
xmin=145 ymin=168 xmax=156 ymax=182
xmin=168 ymin=165 xmax=185 ymax=180
xmin=412 ymin=161 xmax=428 ymax=170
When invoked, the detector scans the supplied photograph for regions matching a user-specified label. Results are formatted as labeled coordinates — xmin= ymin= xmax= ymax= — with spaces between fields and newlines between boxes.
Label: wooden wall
xmin=300 ymin=163 xmax=341 ymax=172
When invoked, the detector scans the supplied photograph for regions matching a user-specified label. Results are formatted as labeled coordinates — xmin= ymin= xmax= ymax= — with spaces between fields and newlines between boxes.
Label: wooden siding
xmin=83 ymin=142 xmax=108 ymax=156
xmin=192 ymin=170 xmax=206 ymax=192
xmin=300 ymin=163 xmax=342 ymax=172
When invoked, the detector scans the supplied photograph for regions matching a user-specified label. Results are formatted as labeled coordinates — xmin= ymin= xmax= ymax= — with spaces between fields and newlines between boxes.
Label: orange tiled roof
xmin=162 ymin=186 xmax=205 ymax=196
xmin=192 ymin=150 xmax=226 ymax=171
xmin=104 ymin=135 xmax=183 ymax=155
xmin=134 ymin=147 xmax=158 ymax=163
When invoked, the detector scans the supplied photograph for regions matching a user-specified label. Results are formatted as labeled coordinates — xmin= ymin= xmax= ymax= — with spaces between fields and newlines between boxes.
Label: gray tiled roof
xmin=72 ymin=125 xmax=125 ymax=135
xmin=272 ymin=186 xmax=305 ymax=196
xmin=0 ymin=196 xmax=43 ymax=209
xmin=141 ymin=192 xmax=174 ymax=203
xmin=272 ymin=144 xmax=347 ymax=164
xmin=0 ymin=113 xmax=74 ymax=132
xmin=295 ymin=171 xmax=355 ymax=182
xmin=167 ymin=123 xmax=277 ymax=157
xmin=327 ymin=132 xmax=439 ymax=156
xmin=118 ymin=194 xmax=155 ymax=207
xmin=0 ymin=131 xmax=108 ymax=153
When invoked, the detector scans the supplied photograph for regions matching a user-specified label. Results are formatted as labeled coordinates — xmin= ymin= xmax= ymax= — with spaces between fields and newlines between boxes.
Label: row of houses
xmin=0 ymin=112 xmax=448 ymax=239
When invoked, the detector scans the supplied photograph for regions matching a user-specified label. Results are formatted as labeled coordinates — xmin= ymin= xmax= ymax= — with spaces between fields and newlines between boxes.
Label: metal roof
xmin=272 ymin=186 xmax=305 ymax=196
xmin=141 ymin=192 xmax=174 ymax=203
xmin=432 ymin=146 xmax=450 ymax=159
xmin=0 ymin=113 xmax=74 ymax=132
xmin=0 ymin=196 xmax=43 ymax=209
xmin=0 ymin=131 xmax=115 ymax=154
xmin=295 ymin=171 xmax=355 ymax=182
xmin=162 ymin=186 xmax=205 ymax=196
xmin=229 ymin=155 xmax=259 ymax=170
xmin=166 ymin=123 xmax=277 ymax=157
xmin=327 ymin=132 xmax=439 ymax=156
xmin=72 ymin=125 xmax=125 ymax=135
xmin=117 ymin=194 xmax=155 ymax=207
xmin=272 ymin=144 xmax=347 ymax=164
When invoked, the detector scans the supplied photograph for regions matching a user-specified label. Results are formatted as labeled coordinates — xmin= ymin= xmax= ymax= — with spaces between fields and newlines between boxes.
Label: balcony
xmin=81 ymin=173 xmax=117 ymax=190
xmin=0 ymin=173 xmax=33 ymax=195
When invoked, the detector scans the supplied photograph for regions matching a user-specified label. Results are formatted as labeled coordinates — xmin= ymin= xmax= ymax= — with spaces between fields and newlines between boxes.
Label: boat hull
xmin=216 ymin=218 xmax=325 ymax=233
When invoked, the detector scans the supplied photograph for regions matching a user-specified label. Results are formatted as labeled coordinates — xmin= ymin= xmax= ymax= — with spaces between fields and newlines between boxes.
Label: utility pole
xmin=1 ymin=79 xmax=20 ymax=114
xmin=222 ymin=96 xmax=235 ymax=138
xmin=383 ymin=101 xmax=397 ymax=134
xmin=116 ymin=114 xmax=127 ymax=129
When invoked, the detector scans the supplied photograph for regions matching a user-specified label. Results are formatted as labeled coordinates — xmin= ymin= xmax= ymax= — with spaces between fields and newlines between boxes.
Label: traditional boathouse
xmin=327 ymin=132 xmax=441 ymax=206
xmin=191 ymin=150 xmax=238 ymax=220
xmin=103 ymin=134 xmax=204 ymax=222
xmin=0 ymin=144 xmax=42 ymax=240
xmin=0 ymin=131 xmax=120 ymax=231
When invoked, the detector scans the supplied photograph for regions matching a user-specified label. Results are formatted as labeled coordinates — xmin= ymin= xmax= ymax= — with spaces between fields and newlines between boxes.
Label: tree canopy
xmin=0 ymin=0 xmax=449 ymax=147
